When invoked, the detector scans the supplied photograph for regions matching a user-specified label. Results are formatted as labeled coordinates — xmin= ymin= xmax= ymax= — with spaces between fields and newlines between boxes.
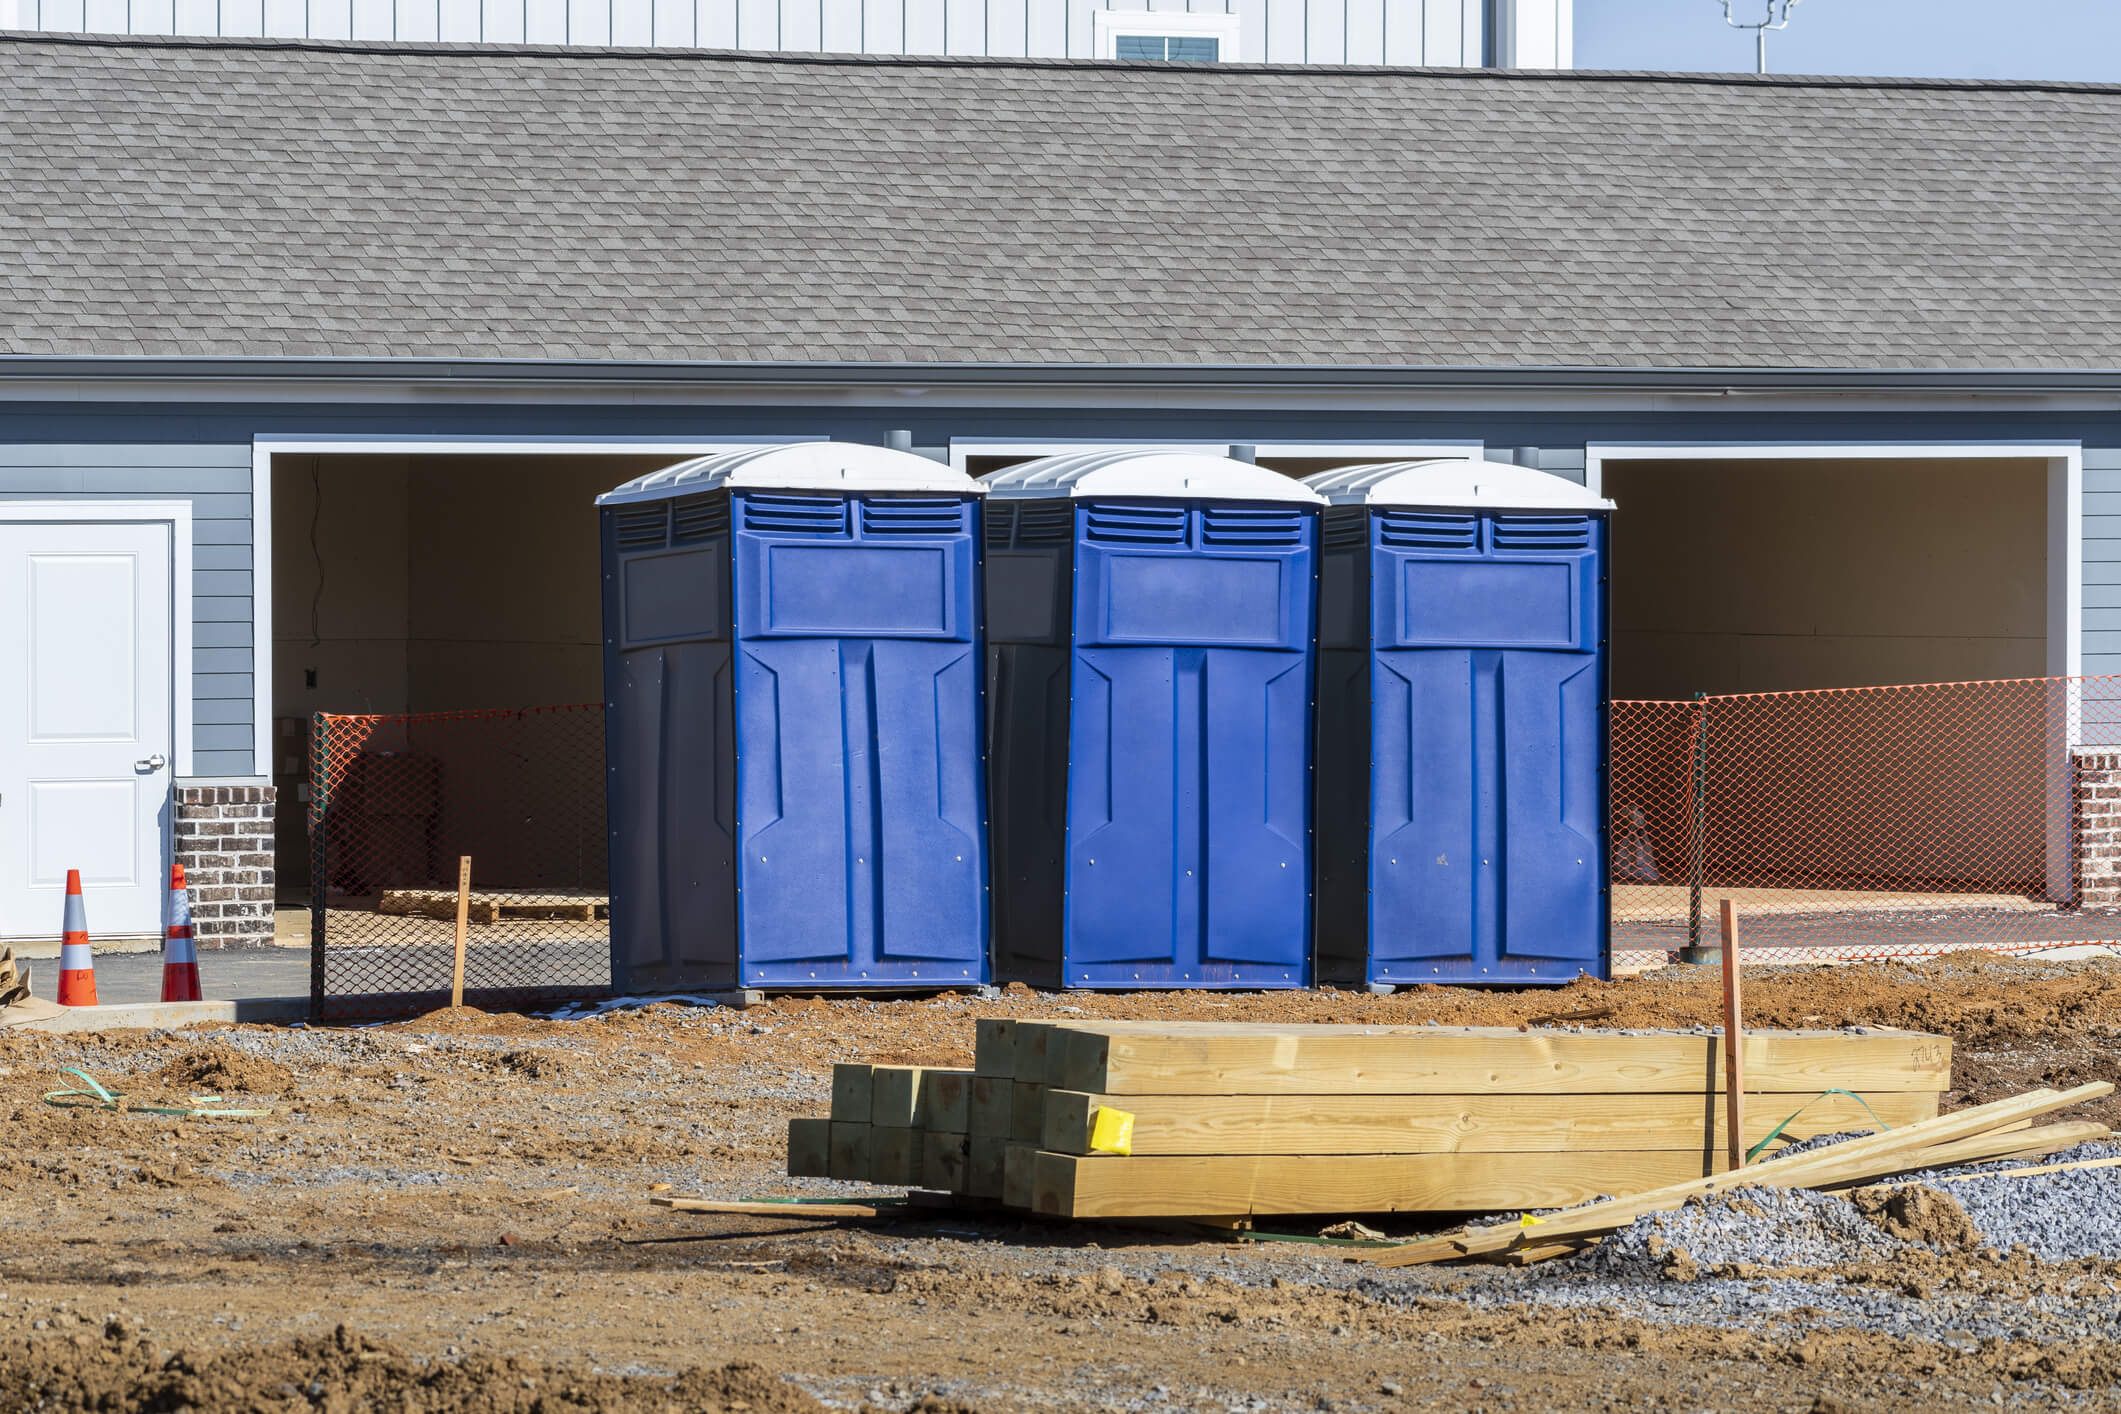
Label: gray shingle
xmin=5 ymin=35 xmax=2121 ymax=369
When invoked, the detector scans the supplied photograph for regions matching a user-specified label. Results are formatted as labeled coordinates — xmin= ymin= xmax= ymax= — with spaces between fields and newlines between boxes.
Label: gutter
xmin=9 ymin=358 xmax=2121 ymax=396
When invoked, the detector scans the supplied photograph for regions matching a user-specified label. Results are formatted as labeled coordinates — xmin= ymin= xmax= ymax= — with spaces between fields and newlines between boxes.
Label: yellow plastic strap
xmin=1088 ymin=1106 xmax=1135 ymax=1156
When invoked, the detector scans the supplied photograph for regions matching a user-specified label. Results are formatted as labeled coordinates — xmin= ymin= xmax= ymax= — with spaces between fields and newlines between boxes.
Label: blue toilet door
xmin=1061 ymin=501 xmax=1314 ymax=987
xmin=1367 ymin=510 xmax=1605 ymax=985
xmin=731 ymin=492 xmax=988 ymax=986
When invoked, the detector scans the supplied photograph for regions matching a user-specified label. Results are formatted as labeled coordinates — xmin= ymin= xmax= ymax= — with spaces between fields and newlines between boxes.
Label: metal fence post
xmin=1682 ymin=692 xmax=1713 ymax=964
xmin=308 ymin=712 xmax=329 ymax=1019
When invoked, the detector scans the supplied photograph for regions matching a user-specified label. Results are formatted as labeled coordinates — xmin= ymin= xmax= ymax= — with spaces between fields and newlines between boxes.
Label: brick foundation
xmin=173 ymin=781 xmax=278 ymax=949
xmin=2075 ymin=752 xmax=2121 ymax=908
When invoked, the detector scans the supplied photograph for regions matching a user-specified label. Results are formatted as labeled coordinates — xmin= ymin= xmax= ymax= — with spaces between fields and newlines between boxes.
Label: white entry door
xmin=0 ymin=519 xmax=177 ymax=940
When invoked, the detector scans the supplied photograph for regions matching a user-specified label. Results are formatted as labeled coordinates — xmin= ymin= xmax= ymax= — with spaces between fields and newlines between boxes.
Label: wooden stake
xmin=450 ymin=855 xmax=471 ymax=1009
xmin=1720 ymin=898 xmax=1743 ymax=1172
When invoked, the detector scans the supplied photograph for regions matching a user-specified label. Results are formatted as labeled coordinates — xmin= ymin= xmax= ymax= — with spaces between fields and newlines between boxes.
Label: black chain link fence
xmin=309 ymin=705 xmax=613 ymax=1019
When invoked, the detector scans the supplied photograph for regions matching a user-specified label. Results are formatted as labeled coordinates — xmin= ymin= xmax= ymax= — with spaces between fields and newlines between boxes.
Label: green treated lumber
xmin=968 ymin=1135 xmax=1008 ymax=1200
xmin=873 ymin=1126 xmax=923 ymax=1186
xmin=870 ymin=1066 xmax=924 ymax=1127
xmin=831 ymin=1063 xmax=875 ymax=1120
xmin=1003 ymin=1142 xmax=1037 ymax=1210
xmin=827 ymin=1122 xmax=871 ymax=1182
xmin=1011 ymin=1081 xmax=1046 ymax=1144
xmin=922 ymin=1132 xmax=971 ymax=1193
xmin=916 ymin=1069 xmax=972 ymax=1133
xmin=974 ymin=1020 xmax=1018 ymax=1077
xmin=969 ymin=1075 xmax=1013 ymax=1139
xmin=786 ymin=1118 xmax=832 ymax=1178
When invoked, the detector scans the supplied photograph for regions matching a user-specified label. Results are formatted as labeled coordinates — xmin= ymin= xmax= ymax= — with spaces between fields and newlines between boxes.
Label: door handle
xmin=136 ymin=754 xmax=167 ymax=772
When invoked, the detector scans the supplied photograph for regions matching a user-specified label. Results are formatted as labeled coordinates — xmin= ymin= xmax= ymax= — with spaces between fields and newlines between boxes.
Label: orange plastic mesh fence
xmin=309 ymin=705 xmax=611 ymax=1018
xmin=1611 ymin=675 xmax=2121 ymax=971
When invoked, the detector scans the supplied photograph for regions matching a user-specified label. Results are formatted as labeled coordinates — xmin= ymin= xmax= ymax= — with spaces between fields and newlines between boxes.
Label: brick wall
xmin=173 ymin=783 xmax=277 ymax=948
xmin=2075 ymin=752 xmax=2121 ymax=908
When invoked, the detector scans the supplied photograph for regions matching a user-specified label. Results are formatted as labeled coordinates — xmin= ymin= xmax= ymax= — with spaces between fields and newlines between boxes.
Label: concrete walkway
xmin=21 ymin=948 xmax=314 ymax=1006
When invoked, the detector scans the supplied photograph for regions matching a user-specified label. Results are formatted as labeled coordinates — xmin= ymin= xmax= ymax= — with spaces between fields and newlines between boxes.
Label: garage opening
xmin=1598 ymin=453 xmax=2087 ymax=962
xmin=267 ymin=450 xmax=691 ymax=1012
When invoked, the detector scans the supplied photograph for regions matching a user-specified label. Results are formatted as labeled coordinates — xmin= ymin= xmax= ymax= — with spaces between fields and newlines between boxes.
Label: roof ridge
xmin=5 ymin=27 xmax=2121 ymax=95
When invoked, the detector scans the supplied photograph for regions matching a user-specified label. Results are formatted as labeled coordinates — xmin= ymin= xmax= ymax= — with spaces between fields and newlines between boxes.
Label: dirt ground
xmin=4 ymin=954 xmax=2121 ymax=1411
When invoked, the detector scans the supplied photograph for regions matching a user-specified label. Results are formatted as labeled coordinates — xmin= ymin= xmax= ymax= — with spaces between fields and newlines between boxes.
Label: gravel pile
xmin=1578 ymin=1185 xmax=1905 ymax=1276
xmin=1942 ymin=1142 xmax=2121 ymax=1262
xmin=1575 ymin=1141 xmax=2121 ymax=1277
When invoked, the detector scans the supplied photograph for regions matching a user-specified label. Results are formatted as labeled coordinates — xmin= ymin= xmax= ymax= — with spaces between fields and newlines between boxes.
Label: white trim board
xmin=249 ymin=434 xmax=818 ymax=774
xmin=0 ymin=500 xmax=195 ymax=782
xmin=947 ymin=438 xmax=1484 ymax=475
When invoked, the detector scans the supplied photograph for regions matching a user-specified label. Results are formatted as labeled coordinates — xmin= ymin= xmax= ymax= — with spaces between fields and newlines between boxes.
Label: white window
xmin=1092 ymin=9 xmax=1244 ymax=62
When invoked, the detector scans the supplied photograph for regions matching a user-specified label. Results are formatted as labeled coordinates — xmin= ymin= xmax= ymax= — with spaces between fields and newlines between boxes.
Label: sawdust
xmin=1850 ymin=1184 xmax=1981 ymax=1251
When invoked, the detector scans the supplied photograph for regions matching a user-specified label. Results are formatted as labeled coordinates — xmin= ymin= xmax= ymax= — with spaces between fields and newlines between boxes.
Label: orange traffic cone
xmin=56 ymin=869 xmax=98 ymax=1007
xmin=160 ymin=862 xmax=201 ymax=1003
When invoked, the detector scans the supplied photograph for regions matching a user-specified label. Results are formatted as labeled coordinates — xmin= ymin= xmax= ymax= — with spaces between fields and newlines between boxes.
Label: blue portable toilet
xmin=1307 ymin=459 xmax=1613 ymax=988
xmin=597 ymin=444 xmax=990 ymax=993
xmin=982 ymin=451 xmax=1325 ymax=989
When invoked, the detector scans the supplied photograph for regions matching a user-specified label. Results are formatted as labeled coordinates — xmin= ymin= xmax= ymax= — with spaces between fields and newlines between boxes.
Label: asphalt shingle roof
xmin=5 ymin=33 xmax=2121 ymax=369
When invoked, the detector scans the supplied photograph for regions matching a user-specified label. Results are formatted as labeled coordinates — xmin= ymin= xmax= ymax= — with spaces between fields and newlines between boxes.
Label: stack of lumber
xmin=980 ymin=1019 xmax=1956 ymax=1218
xmin=786 ymin=1063 xmax=972 ymax=1188
xmin=778 ymin=1021 xmax=2111 ymax=1250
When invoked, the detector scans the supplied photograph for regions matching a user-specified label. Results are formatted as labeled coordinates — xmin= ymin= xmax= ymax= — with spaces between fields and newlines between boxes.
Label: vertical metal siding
xmin=0 ymin=443 xmax=254 ymax=776
xmin=16 ymin=0 xmax=1524 ymax=62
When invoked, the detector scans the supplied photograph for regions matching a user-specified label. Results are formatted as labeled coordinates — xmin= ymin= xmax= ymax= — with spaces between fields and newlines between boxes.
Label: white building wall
xmin=8 ymin=0 xmax=1572 ymax=67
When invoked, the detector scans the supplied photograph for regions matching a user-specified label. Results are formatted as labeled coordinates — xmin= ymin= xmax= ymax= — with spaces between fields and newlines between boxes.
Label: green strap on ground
xmin=42 ymin=1065 xmax=272 ymax=1119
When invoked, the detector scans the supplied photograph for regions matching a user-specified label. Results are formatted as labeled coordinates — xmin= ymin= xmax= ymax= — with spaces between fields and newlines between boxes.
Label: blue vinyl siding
xmin=0 ymin=443 xmax=254 ymax=775
xmin=2083 ymin=450 xmax=2121 ymax=677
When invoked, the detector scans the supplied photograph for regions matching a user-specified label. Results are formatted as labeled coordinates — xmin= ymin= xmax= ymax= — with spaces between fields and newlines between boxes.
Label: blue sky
xmin=1575 ymin=0 xmax=2121 ymax=80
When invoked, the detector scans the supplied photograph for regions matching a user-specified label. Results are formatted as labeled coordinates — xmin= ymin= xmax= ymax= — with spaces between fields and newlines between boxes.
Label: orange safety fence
xmin=309 ymin=705 xmax=611 ymax=1018
xmin=1611 ymin=675 xmax=2121 ymax=971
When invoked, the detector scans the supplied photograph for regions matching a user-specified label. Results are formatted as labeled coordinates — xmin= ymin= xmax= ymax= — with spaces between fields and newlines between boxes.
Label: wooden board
xmin=922 ymin=1132 xmax=970 ymax=1193
xmin=871 ymin=1066 xmax=924 ymax=1127
xmin=970 ymin=1076 xmax=1013 ymax=1138
xmin=873 ymin=1127 xmax=923 ymax=1186
xmin=786 ymin=1117 xmax=832 ymax=1178
xmin=378 ymin=889 xmax=607 ymax=923
xmin=974 ymin=1019 xmax=1018 ymax=1077
xmin=1049 ymin=1024 xmax=1951 ymax=1096
xmin=653 ymin=1197 xmax=880 ymax=1218
xmin=1011 ymin=1081 xmax=1046 ymax=1144
xmin=828 ymin=1122 xmax=871 ymax=1182
xmin=1003 ymin=1142 xmax=1037 ymax=1210
xmin=1033 ymin=1150 xmax=1728 ymax=1219
xmin=968 ymin=1135 xmax=1008 ymax=1200
xmin=917 ymin=1070 xmax=971 ymax=1134
xmin=1037 ymin=1088 xmax=1941 ymax=1156
xmin=831 ymin=1064 xmax=874 ymax=1123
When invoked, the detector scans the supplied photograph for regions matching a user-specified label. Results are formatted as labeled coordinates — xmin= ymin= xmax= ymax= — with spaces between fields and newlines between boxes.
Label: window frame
xmin=1092 ymin=8 xmax=1244 ymax=62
